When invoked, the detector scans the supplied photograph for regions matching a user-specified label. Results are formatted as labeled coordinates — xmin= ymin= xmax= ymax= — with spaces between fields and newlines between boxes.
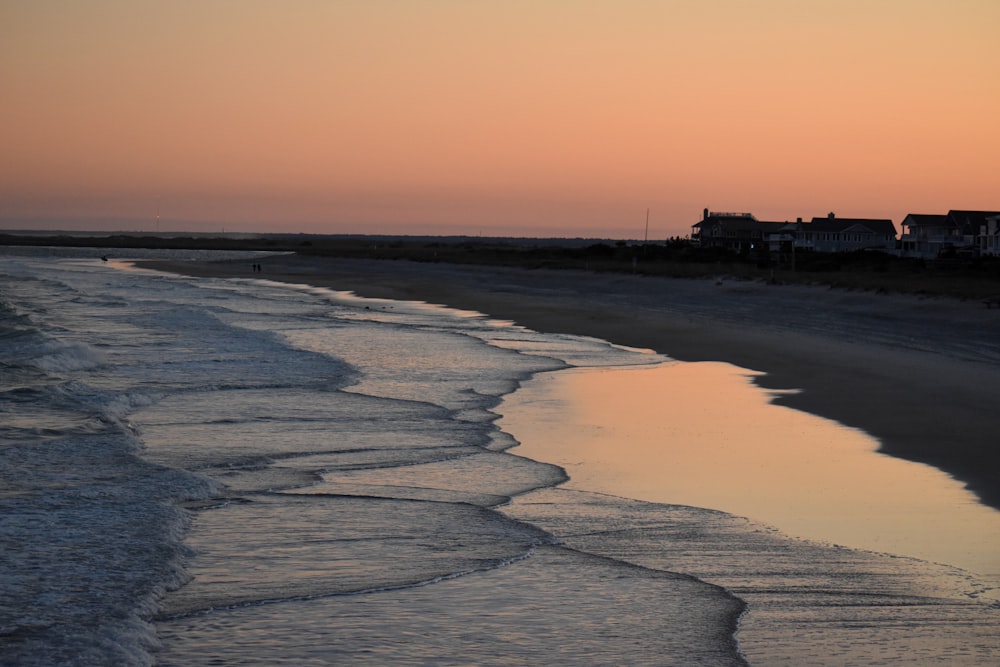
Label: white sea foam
xmin=28 ymin=340 xmax=107 ymax=373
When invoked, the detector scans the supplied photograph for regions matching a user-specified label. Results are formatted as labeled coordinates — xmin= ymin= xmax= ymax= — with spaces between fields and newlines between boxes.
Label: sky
xmin=2 ymin=1 xmax=998 ymax=239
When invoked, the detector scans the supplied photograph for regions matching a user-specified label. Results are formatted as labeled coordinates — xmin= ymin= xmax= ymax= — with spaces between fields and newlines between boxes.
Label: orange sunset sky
xmin=2 ymin=1 xmax=997 ymax=239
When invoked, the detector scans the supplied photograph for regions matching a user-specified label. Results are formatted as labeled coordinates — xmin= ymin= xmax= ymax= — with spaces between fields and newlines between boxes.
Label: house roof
xmin=696 ymin=212 xmax=897 ymax=238
xmin=807 ymin=217 xmax=896 ymax=235
xmin=693 ymin=212 xmax=789 ymax=231
xmin=901 ymin=213 xmax=948 ymax=226
xmin=693 ymin=213 xmax=754 ymax=227
xmin=700 ymin=219 xmax=784 ymax=232
xmin=947 ymin=210 xmax=1000 ymax=233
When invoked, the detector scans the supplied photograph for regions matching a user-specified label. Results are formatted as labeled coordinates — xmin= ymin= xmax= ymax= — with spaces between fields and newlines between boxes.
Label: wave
xmin=28 ymin=339 xmax=107 ymax=373
xmin=0 ymin=296 xmax=106 ymax=377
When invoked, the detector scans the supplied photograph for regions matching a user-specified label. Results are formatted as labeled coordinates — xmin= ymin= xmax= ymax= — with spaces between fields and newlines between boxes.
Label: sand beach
xmin=144 ymin=252 xmax=1000 ymax=515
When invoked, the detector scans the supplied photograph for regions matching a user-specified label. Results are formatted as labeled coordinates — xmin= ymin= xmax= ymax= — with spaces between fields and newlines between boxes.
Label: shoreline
xmin=136 ymin=254 xmax=1000 ymax=512
xmin=499 ymin=361 xmax=1000 ymax=578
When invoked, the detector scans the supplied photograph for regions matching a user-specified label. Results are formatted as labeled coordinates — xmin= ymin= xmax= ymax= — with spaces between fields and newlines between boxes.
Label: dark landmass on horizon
xmin=5 ymin=230 xmax=1000 ymax=301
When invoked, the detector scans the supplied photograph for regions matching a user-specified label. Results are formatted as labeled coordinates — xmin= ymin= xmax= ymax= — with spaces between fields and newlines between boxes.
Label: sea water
xmin=1 ymin=247 xmax=998 ymax=666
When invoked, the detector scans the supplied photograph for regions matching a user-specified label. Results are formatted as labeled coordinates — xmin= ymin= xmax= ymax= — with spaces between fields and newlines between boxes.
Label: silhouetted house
xmin=900 ymin=210 xmax=1000 ymax=257
xmin=767 ymin=219 xmax=804 ymax=253
xmin=899 ymin=214 xmax=950 ymax=257
xmin=691 ymin=209 xmax=784 ymax=252
xmin=950 ymin=210 xmax=1000 ymax=254
xmin=797 ymin=213 xmax=897 ymax=252
xmin=694 ymin=209 xmax=896 ymax=254
xmin=981 ymin=215 xmax=1000 ymax=257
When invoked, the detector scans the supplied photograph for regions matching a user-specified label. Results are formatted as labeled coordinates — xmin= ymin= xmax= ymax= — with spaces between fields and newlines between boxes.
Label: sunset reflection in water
xmin=500 ymin=361 xmax=1000 ymax=581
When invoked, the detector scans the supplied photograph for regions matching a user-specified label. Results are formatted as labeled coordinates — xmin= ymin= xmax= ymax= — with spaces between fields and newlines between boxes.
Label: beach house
xmin=899 ymin=210 xmax=1000 ymax=258
xmin=694 ymin=210 xmax=896 ymax=254
xmin=795 ymin=213 xmax=896 ymax=253
xmin=690 ymin=210 xmax=784 ymax=252
xmin=981 ymin=215 xmax=1000 ymax=257
xmin=898 ymin=214 xmax=950 ymax=257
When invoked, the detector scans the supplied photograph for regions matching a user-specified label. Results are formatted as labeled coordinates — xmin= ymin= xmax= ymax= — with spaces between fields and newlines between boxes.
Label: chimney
xmin=828 ymin=212 xmax=835 ymax=219
xmin=703 ymin=208 xmax=709 ymax=221
xmin=796 ymin=217 xmax=802 ymax=223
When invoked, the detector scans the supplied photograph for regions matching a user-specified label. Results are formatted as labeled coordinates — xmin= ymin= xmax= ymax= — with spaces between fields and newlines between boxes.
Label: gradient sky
xmin=2 ymin=1 xmax=998 ymax=238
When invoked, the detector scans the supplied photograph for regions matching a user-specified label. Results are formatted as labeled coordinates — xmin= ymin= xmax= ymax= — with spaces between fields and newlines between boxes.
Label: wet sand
xmin=498 ymin=361 xmax=1000 ymax=579
xmin=139 ymin=253 xmax=1000 ymax=512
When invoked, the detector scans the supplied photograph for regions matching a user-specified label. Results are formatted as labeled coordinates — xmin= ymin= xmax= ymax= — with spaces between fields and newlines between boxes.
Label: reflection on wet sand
xmin=500 ymin=361 xmax=1000 ymax=580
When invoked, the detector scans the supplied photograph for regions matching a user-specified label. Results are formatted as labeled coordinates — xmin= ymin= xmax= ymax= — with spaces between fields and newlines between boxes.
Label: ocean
xmin=2 ymin=247 xmax=998 ymax=666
